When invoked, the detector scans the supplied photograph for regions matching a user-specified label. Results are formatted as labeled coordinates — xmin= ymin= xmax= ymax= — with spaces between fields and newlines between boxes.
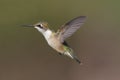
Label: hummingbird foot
xmin=58 ymin=53 xmax=62 ymax=55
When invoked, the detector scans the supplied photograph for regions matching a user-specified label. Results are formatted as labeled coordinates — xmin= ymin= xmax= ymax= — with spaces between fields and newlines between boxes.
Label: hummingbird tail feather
xmin=74 ymin=56 xmax=81 ymax=64
xmin=64 ymin=51 xmax=81 ymax=64
xmin=63 ymin=46 xmax=81 ymax=64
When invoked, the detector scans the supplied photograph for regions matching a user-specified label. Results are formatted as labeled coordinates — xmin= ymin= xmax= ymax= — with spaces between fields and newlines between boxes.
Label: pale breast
xmin=47 ymin=35 xmax=64 ymax=53
xmin=47 ymin=36 xmax=60 ymax=48
xmin=43 ymin=30 xmax=64 ymax=53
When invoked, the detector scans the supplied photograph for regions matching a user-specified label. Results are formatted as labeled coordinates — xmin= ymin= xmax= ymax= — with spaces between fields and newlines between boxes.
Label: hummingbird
xmin=22 ymin=16 xmax=86 ymax=64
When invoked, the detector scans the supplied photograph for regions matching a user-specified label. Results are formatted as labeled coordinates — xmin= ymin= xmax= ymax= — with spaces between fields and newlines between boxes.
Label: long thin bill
xmin=21 ymin=25 xmax=34 ymax=27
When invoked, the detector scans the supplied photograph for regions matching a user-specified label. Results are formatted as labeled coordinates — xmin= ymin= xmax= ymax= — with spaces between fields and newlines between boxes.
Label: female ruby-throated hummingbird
xmin=23 ymin=16 xmax=86 ymax=64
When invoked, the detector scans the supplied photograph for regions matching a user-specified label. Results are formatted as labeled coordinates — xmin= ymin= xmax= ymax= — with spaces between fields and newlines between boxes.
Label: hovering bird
xmin=23 ymin=16 xmax=86 ymax=64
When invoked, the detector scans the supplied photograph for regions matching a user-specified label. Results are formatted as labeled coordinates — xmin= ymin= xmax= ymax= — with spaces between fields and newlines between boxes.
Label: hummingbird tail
xmin=74 ymin=56 xmax=81 ymax=64
xmin=64 ymin=51 xmax=81 ymax=64
xmin=63 ymin=46 xmax=81 ymax=64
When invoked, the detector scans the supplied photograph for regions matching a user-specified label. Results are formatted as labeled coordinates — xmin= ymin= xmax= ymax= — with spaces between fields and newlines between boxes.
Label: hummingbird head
xmin=34 ymin=22 xmax=48 ymax=31
xmin=23 ymin=22 xmax=49 ymax=33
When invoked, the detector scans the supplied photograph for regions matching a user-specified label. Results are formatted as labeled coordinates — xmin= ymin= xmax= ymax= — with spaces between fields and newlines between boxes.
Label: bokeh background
xmin=0 ymin=0 xmax=120 ymax=80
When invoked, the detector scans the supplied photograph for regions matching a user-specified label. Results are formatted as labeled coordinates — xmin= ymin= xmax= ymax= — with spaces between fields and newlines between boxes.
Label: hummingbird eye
xmin=36 ymin=24 xmax=43 ymax=28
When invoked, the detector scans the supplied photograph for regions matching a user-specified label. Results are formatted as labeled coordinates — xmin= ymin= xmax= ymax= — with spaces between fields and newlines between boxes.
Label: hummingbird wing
xmin=57 ymin=16 xmax=86 ymax=42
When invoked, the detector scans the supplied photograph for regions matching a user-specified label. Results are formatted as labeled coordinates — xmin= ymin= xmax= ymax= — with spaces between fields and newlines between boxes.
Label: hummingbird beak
xmin=22 ymin=24 xmax=34 ymax=27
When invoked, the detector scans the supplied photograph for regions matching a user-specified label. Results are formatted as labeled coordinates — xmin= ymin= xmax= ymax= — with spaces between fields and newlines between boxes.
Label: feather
xmin=57 ymin=16 xmax=86 ymax=42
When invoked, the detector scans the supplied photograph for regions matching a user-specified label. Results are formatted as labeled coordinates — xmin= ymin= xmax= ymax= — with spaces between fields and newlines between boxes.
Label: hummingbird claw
xmin=58 ymin=53 xmax=62 ymax=55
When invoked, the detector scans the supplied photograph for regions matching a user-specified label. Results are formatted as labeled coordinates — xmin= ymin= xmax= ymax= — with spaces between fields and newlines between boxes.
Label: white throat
xmin=35 ymin=27 xmax=52 ymax=40
xmin=44 ymin=29 xmax=52 ymax=39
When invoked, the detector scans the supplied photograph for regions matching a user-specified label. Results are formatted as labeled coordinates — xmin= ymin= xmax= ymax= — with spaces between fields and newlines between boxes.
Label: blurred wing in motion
xmin=57 ymin=16 xmax=86 ymax=42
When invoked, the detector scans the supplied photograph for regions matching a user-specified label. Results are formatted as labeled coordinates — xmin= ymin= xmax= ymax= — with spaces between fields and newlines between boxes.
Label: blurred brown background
xmin=0 ymin=0 xmax=120 ymax=80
